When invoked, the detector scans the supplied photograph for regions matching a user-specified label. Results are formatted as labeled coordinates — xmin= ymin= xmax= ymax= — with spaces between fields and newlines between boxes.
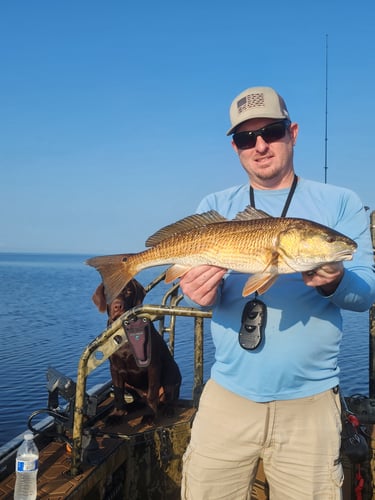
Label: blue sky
xmin=1 ymin=1 xmax=374 ymax=254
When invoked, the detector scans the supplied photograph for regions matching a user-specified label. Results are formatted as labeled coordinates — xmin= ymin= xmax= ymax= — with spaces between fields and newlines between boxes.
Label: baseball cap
xmin=227 ymin=86 xmax=290 ymax=135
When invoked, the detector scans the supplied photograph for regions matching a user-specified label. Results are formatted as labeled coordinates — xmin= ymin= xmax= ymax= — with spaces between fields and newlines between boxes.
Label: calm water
xmin=0 ymin=253 xmax=370 ymax=447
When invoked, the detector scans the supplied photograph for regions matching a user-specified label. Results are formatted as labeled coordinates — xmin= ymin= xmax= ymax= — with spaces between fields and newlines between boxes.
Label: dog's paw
xmin=157 ymin=401 xmax=176 ymax=418
xmin=140 ymin=413 xmax=156 ymax=426
xmin=162 ymin=405 xmax=176 ymax=418
xmin=105 ymin=409 xmax=128 ymax=426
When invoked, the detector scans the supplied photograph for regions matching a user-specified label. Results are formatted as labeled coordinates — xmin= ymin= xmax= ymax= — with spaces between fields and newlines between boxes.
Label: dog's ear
xmin=92 ymin=282 xmax=107 ymax=313
xmin=92 ymin=279 xmax=146 ymax=314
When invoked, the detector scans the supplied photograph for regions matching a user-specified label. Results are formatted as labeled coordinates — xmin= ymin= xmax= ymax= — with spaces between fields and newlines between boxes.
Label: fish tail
xmin=86 ymin=253 xmax=136 ymax=304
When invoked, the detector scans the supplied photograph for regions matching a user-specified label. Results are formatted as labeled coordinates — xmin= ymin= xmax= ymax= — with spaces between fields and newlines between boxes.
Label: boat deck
xmin=0 ymin=396 xmax=196 ymax=499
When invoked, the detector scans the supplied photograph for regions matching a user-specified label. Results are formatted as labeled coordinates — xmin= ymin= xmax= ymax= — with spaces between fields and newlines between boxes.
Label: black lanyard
xmin=249 ymin=174 xmax=298 ymax=217
xmin=240 ymin=174 xmax=299 ymax=351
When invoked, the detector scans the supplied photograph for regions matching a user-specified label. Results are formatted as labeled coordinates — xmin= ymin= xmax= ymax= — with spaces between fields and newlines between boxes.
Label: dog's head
xmin=92 ymin=280 xmax=146 ymax=322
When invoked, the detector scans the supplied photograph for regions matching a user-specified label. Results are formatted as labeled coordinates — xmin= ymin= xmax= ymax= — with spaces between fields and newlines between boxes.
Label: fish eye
xmin=325 ymin=235 xmax=335 ymax=243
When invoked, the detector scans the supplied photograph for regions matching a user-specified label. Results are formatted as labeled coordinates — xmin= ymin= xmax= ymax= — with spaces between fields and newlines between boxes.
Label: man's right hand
xmin=179 ymin=265 xmax=227 ymax=307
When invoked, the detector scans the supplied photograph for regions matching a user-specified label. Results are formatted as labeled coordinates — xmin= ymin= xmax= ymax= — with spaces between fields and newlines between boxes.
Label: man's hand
xmin=180 ymin=265 xmax=227 ymax=307
xmin=302 ymin=262 xmax=345 ymax=296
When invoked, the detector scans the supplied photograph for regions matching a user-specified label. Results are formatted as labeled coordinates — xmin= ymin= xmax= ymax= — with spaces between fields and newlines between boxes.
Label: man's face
xmin=231 ymin=118 xmax=299 ymax=188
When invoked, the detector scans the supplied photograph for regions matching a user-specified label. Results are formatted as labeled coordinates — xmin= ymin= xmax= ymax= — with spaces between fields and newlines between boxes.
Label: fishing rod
xmin=324 ymin=34 xmax=328 ymax=184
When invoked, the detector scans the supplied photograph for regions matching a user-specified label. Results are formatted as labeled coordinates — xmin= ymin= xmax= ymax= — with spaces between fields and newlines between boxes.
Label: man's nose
xmin=254 ymin=135 xmax=269 ymax=151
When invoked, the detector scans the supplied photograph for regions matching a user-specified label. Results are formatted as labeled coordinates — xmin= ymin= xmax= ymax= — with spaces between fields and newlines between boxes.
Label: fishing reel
xmin=27 ymin=367 xmax=97 ymax=443
xmin=45 ymin=366 xmax=98 ymax=428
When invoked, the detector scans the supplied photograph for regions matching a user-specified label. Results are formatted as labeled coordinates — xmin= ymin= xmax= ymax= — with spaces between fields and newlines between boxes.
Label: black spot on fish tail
xmin=86 ymin=253 xmax=135 ymax=304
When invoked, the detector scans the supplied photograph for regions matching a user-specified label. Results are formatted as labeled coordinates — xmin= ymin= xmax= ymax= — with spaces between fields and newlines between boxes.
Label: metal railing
xmin=70 ymin=275 xmax=212 ymax=475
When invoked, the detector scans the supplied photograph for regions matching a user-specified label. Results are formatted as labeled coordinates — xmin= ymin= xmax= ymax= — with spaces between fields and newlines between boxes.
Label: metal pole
xmin=369 ymin=211 xmax=375 ymax=397
xmin=324 ymin=34 xmax=328 ymax=184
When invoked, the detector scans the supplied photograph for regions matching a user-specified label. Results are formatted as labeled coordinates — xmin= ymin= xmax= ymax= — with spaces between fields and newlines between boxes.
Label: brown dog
xmin=92 ymin=281 xmax=181 ymax=422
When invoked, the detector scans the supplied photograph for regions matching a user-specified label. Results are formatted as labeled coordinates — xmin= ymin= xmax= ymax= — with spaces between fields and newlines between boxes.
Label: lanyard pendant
xmin=239 ymin=299 xmax=267 ymax=350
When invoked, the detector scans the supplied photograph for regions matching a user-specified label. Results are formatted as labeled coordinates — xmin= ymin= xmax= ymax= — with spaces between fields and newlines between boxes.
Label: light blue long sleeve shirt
xmin=186 ymin=177 xmax=375 ymax=402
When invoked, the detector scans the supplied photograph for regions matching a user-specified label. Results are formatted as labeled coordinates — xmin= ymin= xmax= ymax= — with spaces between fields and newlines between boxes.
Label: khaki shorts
xmin=181 ymin=379 xmax=343 ymax=500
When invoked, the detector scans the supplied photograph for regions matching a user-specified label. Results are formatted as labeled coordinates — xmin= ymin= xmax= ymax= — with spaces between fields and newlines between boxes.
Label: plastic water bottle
xmin=14 ymin=431 xmax=39 ymax=500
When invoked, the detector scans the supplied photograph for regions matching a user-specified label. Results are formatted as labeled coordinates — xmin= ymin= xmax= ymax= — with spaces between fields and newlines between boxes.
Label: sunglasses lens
xmin=233 ymin=133 xmax=256 ymax=149
xmin=233 ymin=120 xmax=290 ymax=150
xmin=262 ymin=122 xmax=287 ymax=142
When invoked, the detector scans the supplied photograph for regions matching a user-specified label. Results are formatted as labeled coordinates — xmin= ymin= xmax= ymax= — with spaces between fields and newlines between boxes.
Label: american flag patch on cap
xmin=237 ymin=93 xmax=265 ymax=114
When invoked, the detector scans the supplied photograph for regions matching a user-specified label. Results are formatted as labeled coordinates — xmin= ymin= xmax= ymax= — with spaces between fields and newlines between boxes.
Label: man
xmin=180 ymin=86 xmax=375 ymax=499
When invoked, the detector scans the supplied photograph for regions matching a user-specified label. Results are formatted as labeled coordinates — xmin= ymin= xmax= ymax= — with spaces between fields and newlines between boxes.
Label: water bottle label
xmin=16 ymin=458 xmax=38 ymax=472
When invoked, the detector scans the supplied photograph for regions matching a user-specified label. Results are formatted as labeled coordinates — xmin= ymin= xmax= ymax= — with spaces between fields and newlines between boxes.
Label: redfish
xmin=87 ymin=207 xmax=357 ymax=304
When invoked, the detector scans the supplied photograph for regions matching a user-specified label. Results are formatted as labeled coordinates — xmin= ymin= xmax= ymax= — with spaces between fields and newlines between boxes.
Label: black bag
xmin=340 ymin=408 xmax=369 ymax=463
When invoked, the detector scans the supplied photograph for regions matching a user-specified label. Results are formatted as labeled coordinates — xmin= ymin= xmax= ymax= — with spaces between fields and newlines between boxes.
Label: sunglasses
xmin=232 ymin=119 xmax=291 ymax=150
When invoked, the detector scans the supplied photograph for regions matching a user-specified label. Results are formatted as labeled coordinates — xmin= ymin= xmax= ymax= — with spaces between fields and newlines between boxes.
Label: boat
xmin=0 ymin=212 xmax=374 ymax=500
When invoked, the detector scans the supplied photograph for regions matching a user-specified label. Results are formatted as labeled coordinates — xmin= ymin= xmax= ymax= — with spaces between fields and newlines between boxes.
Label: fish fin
xmin=146 ymin=211 xmax=227 ymax=247
xmin=165 ymin=264 xmax=191 ymax=283
xmin=242 ymin=273 xmax=278 ymax=296
xmin=234 ymin=206 xmax=272 ymax=221
xmin=256 ymin=275 xmax=279 ymax=294
xmin=86 ymin=254 xmax=135 ymax=304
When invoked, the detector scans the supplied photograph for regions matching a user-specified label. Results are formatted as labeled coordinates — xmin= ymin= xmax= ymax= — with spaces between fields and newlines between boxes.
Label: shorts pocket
xmin=330 ymin=461 xmax=344 ymax=488
xmin=181 ymin=444 xmax=193 ymax=500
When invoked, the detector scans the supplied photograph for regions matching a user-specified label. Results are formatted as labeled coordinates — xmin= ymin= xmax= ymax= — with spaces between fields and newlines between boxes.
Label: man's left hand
xmin=302 ymin=262 xmax=345 ymax=295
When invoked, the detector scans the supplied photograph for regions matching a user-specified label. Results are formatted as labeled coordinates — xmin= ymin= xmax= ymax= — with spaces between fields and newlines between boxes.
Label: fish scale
xmin=137 ymin=222 xmax=272 ymax=272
